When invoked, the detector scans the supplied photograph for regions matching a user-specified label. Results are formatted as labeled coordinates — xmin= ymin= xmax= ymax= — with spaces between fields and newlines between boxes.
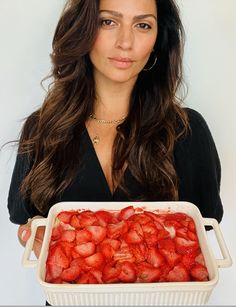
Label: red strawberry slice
xmin=76 ymin=229 xmax=92 ymax=244
xmin=46 ymin=263 xmax=63 ymax=282
xmin=159 ymin=249 xmax=182 ymax=268
xmin=190 ymin=263 xmax=209 ymax=281
xmin=182 ymin=254 xmax=197 ymax=270
xmin=95 ymin=210 xmax=113 ymax=226
xmin=137 ymin=263 xmax=161 ymax=283
xmin=79 ymin=211 xmax=98 ymax=227
xmin=130 ymin=243 xmax=146 ymax=264
xmin=61 ymin=230 xmax=76 ymax=243
xmin=118 ymin=206 xmax=135 ymax=220
xmin=57 ymin=211 xmax=75 ymax=224
xmin=176 ymin=227 xmax=189 ymax=240
xmin=102 ymin=263 xmax=121 ymax=283
xmin=144 ymin=233 xmax=159 ymax=247
xmin=107 ymin=220 xmax=128 ymax=239
xmin=101 ymin=238 xmax=120 ymax=251
xmin=187 ymin=230 xmax=198 ymax=241
xmin=100 ymin=243 xmax=115 ymax=260
xmin=146 ymin=247 xmax=165 ymax=268
xmin=74 ymin=242 xmax=96 ymax=257
xmin=86 ymin=225 xmax=107 ymax=244
xmin=144 ymin=211 xmax=165 ymax=226
xmin=84 ymin=252 xmax=104 ymax=269
xmin=188 ymin=220 xmax=196 ymax=232
xmin=113 ymin=246 xmax=135 ymax=263
xmin=118 ymin=261 xmax=137 ymax=283
xmin=158 ymin=239 xmax=176 ymax=252
xmin=142 ymin=222 xmax=158 ymax=235
xmin=77 ymin=272 xmax=99 ymax=284
xmin=70 ymin=214 xmax=81 ymax=228
xmin=175 ymin=237 xmax=199 ymax=254
xmin=47 ymin=244 xmax=70 ymax=269
xmin=90 ymin=269 xmax=103 ymax=284
xmin=195 ymin=253 xmax=206 ymax=266
xmin=129 ymin=213 xmax=152 ymax=225
xmin=123 ymin=228 xmax=143 ymax=244
xmin=167 ymin=264 xmax=190 ymax=282
xmin=61 ymin=264 xmax=81 ymax=282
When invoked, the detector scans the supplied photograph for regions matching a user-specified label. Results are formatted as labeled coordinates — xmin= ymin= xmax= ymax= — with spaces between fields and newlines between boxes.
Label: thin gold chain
xmin=89 ymin=113 xmax=127 ymax=124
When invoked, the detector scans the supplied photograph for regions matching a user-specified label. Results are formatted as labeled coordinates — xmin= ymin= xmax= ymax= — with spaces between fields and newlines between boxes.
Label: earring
xmin=143 ymin=50 xmax=157 ymax=71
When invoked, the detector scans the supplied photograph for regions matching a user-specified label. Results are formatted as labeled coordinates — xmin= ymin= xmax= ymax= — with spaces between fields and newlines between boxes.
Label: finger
xmin=18 ymin=225 xmax=31 ymax=242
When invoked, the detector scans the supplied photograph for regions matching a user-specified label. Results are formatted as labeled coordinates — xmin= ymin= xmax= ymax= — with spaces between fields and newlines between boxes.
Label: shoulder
xmin=179 ymin=107 xmax=216 ymax=151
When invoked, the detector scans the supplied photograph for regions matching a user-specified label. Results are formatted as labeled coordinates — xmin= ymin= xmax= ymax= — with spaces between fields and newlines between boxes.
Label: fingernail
xmin=21 ymin=230 xmax=27 ymax=241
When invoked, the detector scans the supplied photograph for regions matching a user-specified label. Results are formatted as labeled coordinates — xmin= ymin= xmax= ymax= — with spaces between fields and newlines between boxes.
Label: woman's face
xmin=89 ymin=0 xmax=158 ymax=85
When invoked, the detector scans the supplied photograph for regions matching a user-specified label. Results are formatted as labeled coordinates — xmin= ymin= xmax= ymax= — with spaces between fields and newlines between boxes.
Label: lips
xmin=109 ymin=57 xmax=134 ymax=69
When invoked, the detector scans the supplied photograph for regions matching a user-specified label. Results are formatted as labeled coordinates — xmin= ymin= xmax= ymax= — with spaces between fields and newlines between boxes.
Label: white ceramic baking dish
xmin=22 ymin=201 xmax=232 ymax=306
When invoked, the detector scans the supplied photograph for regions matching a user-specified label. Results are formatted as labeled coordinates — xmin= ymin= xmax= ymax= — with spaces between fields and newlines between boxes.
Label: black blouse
xmin=7 ymin=108 xmax=223 ymax=224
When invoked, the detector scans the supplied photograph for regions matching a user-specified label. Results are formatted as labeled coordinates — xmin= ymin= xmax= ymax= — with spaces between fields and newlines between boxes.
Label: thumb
xmin=19 ymin=226 xmax=31 ymax=242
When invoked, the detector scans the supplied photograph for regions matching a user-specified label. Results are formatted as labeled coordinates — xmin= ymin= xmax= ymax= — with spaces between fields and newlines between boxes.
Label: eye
xmin=136 ymin=23 xmax=152 ymax=30
xmin=100 ymin=19 xmax=116 ymax=27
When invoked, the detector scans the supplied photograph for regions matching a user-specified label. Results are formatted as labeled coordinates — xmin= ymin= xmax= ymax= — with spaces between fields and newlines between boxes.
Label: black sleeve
xmin=7 ymin=152 xmax=40 ymax=225
xmin=175 ymin=108 xmax=223 ymax=222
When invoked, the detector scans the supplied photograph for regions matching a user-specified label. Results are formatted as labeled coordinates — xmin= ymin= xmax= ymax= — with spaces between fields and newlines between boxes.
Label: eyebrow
xmin=99 ymin=10 xmax=157 ymax=21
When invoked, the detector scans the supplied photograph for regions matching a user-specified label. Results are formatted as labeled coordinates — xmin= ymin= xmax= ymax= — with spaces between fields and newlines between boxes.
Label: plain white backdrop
xmin=0 ymin=0 xmax=235 ymax=305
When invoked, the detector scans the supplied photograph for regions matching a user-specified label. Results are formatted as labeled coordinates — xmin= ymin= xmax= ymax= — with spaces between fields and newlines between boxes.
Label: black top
xmin=7 ymin=108 xmax=223 ymax=224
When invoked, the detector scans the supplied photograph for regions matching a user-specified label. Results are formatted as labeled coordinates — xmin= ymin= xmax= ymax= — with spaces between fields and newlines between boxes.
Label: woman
xmin=8 ymin=0 xmax=223 ymax=257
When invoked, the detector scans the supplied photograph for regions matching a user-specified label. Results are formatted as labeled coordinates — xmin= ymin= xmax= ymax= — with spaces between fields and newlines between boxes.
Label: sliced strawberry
xmin=158 ymin=239 xmax=176 ymax=252
xmin=190 ymin=264 xmax=209 ymax=281
xmin=182 ymin=254 xmax=197 ymax=270
xmin=130 ymin=243 xmax=146 ymax=264
xmin=86 ymin=225 xmax=107 ymax=244
xmin=46 ymin=263 xmax=63 ymax=282
xmin=142 ymin=222 xmax=158 ymax=235
xmin=76 ymin=272 xmax=99 ymax=284
xmin=74 ymin=242 xmax=96 ymax=257
xmin=107 ymin=220 xmax=128 ymax=239
xmin=187 ymin=230 xmax=198 ymax=241
xmin=118 ymin=206 xmax=135 ymax=220
xmin=61 ymin=229 xmax=76 ymax=243
xmin=164 ymin=219 xmax=182 ymax=229
xmin=156 ymin=229 xmax=170 ymax=241
xmin=100 ymin=243 xmax=115 ymax=260
xmin=47 ymin=244 xmax=70 ymax=269
xmin=95 ymin=210 xmax=113 ymax=226
xmin=144 ymin=233 xmax=159 ymax=247
xmin=188 ymin=220 xmax=196 ymax=232
xmin=76 ymin=229 xmax=92 ymax=244
xmin=129 ymin=213 xmax=152 ymax=225
xmin=123 ymin=228 xmax=143 ymax=244
xmin=70 ymin=214 xmax=81 ymax=228
xmin=102 ymin=263 xmax=121 ymax=283
xmin=79 ymin=211 xmax=98 ymax=227
xmin=164 ymin=213 xmax=188 ymax=222
xmin=101 ymin=238 xmax=120 ymax=251
xmin=176 ymin=227 xmax=189 ymax=240
xmin=159 ymin=249 xmax=182 ymax=268
xmin=137 ymin=263 xmax=161 ymax=283
xmin=113 ymin=245 xmax=135 ymax=263
xmin=57 ymin=211 xmax=75 ymax=224
xmin=84 ymin=252 xmax=104 ymax=269
xmin=70 ymin=257 xmax=91 ymax=272
xmin=146 ymin=247 xmax=165 ymax=268
xmin=51 ymin=224 xmax=65 ymax=241
xmin=59 ymin=241 xmax=74 ymax=260
xmin=167 ymin=264 xmax=190 ymax=282
xmin=175 ymin=237 xmax=199 ymax=254
xmin=118 ymin=261 xmax=137 ymax=283
xmin=144 ymin=211 xmax=165 ymax=226
xmin=90 ymin=268 xmax=103 ymax=284
xmin=61 ymin=265 xmax=81 ymax=282
xmin=195 ymin=253 xmax=206 ymax=266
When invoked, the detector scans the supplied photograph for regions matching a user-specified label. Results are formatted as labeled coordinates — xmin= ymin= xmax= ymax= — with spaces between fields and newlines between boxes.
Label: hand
xmin=18 ymin=216 xmax=45 ymax=258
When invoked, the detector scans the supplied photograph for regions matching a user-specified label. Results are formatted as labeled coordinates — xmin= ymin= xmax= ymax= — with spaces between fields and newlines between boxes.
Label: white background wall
xmin=0 ymin=0 xmax=235 ymax=305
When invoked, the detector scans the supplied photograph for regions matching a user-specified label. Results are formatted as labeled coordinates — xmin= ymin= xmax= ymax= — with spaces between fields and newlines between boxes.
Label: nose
xmin=115 ymin=26 xmax=134 ymax=50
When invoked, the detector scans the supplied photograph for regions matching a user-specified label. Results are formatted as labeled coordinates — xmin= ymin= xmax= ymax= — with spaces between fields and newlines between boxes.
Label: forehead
xmin=99 ymin=0 xmax=157 ymax=16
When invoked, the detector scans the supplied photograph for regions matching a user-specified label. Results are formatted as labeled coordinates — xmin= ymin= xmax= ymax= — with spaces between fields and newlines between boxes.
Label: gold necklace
xmin=89 ymin=113 xmax=127 ymax=125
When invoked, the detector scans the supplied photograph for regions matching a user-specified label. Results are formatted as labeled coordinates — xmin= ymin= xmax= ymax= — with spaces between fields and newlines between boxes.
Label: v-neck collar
xmin=83 ymin=124 xmax=128 ymax=199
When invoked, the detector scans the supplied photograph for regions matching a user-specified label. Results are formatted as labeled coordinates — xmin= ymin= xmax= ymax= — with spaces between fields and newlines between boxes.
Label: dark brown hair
xmin=19 ymin=0 xmax=189 ymax=215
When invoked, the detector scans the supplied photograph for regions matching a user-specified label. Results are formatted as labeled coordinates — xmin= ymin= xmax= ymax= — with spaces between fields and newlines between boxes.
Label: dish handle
xmin=22 ymin=218 xmax=47 ymax=268
xmin=203 ymin=218 xmax=232 ymax=268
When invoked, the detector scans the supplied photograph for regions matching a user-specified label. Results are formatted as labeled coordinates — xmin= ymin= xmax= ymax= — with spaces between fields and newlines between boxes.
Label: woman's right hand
xmin=18 ymin=216 xmax=45 ymax=258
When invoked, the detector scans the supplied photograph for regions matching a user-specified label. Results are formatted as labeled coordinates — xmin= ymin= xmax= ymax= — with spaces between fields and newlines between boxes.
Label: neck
xmin=93 ymin=73 xmax=136 ymax=119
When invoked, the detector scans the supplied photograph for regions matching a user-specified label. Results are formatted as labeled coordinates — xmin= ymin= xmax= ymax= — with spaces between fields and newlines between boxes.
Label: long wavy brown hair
xmin=19 ymin=0 xmax=189 ymax=215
